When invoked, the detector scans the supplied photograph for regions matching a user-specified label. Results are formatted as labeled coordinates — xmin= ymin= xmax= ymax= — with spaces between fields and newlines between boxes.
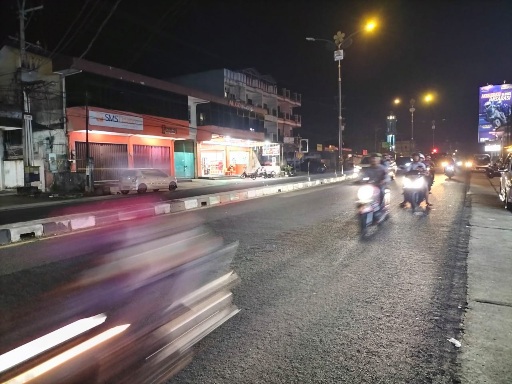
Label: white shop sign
xmin=89 ymin=111 xmax=143 ymax=130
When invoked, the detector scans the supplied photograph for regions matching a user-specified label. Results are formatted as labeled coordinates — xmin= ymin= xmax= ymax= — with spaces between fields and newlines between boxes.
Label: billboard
xmin=478 ymin=84 xmax=512 ymax=142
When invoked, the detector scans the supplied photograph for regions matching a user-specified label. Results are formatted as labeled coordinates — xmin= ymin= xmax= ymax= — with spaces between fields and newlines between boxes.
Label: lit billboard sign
xmin=478 ymin=84 xmax=512 ymax=142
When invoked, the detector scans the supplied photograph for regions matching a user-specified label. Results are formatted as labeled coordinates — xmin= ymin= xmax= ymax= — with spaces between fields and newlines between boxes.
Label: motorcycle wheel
xmin=240 ymin=173 xmax=246 ymax=179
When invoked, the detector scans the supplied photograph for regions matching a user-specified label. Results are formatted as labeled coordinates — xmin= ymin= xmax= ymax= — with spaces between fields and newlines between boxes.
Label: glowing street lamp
xmin=424 ymin=93 xmax=436 ymax=151
xmin=306 ymin=19 xmax=378 ymax=175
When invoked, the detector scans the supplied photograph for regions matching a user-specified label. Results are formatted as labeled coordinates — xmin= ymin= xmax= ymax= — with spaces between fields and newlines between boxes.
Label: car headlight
xmin=441 ymin=161 xmax=448 ymax=167
xmin=456 ymin=161 xmax=463 ymax=166
xmin=357 ymin=185 xmax=375 ymax=201
xmin=465 ymin=161 xmax=473 ymax=167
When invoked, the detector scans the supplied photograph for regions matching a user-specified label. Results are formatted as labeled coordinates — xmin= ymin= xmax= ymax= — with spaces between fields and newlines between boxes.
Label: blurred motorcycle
xmin=356 ymin=177 xmax=390 ymax=237
xmin=402 ymin=170 xmax=428 ymax=211
xmin=444 ymin=163 xmax=455 ymax=179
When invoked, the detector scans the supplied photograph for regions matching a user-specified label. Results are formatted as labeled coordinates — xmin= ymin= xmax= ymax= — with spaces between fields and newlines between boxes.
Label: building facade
xmin=0 ymin=44 xmax=65 ymax=191
xmin=0 ymin=43 xmax=300 ymax=190
xmin=172 ymin=68 xmax=302 ymax=173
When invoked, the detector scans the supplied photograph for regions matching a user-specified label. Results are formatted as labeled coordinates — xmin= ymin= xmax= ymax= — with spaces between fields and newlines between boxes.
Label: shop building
xmin=172 ymin=68 xmax=302 ymax=173
xmin=0 ymin=44 xmax=65 ymax=191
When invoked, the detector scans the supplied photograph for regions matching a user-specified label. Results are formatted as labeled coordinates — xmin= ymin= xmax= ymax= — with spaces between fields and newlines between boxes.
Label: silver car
xmin=119 ymin=169 xmax=178 ymax=194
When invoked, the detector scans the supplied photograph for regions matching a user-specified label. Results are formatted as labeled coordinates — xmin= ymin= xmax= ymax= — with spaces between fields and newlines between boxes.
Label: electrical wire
xmin=78 ymin=0 xmax=122 ymax=60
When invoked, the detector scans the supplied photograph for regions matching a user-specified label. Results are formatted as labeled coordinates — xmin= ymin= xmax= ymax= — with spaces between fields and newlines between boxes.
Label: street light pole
xmin=306 ymin=20 xmax=377 ymax=175
xmin=337 ymin=50 xmax=343 ymax=175
xmin=432 ymin=120 xmax=436 ymax=151
xmin=409 ymin=98 xmax=416 ymax=151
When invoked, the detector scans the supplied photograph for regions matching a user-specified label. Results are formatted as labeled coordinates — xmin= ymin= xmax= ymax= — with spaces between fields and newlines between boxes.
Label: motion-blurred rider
xmin=362 ymin=153 xmax=389 ymax=212
xmin=399 ymin=152 xmax=432 ymax=207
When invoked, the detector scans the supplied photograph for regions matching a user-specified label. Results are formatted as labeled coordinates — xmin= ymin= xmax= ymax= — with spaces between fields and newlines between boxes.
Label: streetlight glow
xmin=394 ymin=98 xmax=401 ymax=105
xmin=365 ymin=20 xmax=377 ymax=32
xmin=424 ymin=93 xmax=433 ymax=103
xmin=306 ymin=18 xmax=379 ymax=175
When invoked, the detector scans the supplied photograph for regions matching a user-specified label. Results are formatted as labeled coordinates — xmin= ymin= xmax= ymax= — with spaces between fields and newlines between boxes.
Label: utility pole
xmin=18 ymin=1 xmax=43 ymax=188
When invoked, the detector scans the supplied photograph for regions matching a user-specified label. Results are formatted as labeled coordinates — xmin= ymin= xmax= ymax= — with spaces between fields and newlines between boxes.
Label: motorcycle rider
xmin=362 ymin=153 xmax=389 ymax=213
xmin=423 ymin=154 xmax=436 ymax=193
xmin=399 ymin=152 xmax=432 ymax=207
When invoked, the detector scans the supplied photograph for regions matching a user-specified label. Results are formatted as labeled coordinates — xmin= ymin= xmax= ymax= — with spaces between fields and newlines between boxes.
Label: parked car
xmin=119 ymin=168 xmax=178 ymax=194
xmin=300 ymin=159 xmax=327 ymax=173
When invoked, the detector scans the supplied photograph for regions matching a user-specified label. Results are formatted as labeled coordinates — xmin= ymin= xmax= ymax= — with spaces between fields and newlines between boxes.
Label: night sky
xmin=2 ymin=0 xmax=512 ymax=153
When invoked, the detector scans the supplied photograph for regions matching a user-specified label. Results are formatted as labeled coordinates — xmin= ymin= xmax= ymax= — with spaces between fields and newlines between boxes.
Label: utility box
xmin=24 ymin=166 xmax=40 ymax=183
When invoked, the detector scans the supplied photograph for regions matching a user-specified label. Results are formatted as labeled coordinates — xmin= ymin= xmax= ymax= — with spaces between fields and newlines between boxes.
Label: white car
xmin=119 ymin=169 xmax=178 ymax=194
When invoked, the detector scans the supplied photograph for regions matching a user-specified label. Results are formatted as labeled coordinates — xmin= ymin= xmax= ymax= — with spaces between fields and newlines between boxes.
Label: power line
xmin=47 ymin=0 xmax=95 ymax=60
xmin=78 ymin=0 xmax=122 ymax=60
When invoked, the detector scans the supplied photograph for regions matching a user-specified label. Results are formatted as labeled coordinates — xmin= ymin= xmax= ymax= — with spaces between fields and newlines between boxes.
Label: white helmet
xmin=419 ymin=153 xmax=425 ymax=161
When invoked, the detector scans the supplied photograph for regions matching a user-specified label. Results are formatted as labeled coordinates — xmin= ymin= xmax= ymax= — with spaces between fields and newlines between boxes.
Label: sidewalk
xmin=460 ymin=174 xmax=512 ymax=383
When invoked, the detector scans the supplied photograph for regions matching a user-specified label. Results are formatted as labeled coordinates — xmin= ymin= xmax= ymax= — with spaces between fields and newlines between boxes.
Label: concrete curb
xmin=0 ymin=174 xmax=355 ymax=246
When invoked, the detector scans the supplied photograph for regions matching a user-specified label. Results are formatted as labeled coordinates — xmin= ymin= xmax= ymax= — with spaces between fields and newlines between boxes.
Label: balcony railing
xmin=278 ymin=88 xmax=302 ymax=104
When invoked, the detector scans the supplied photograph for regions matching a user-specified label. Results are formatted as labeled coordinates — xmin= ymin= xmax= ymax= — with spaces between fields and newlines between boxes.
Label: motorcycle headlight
xmin=357 ymin=185 xmax=375 ymax=201
xmin=446 ymin=165 xmax=454 ymax=171
xmin=456 ymin=161 xmax=463 ymax=166
xmin=404 ymin=177 xmax=425 ymax=189
xmin=441 ymin=161 xmax=448 ymax=167
xmin=465 ymin=161 xmax=473 ymax=167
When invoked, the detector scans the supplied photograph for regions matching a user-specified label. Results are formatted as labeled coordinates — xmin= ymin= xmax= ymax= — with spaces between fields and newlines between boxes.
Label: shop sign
xmin=263 ymin=143 xmax=280 ymax=156
xmin=162 ymin=126 xmax=177 ymax=135
xmin=228 ymin=99 xmax=254 ymax=112
xmin=89 ymin=110 xmax=143 ymax=130
xmin=484 ymin=144 xmax=501 ymax=152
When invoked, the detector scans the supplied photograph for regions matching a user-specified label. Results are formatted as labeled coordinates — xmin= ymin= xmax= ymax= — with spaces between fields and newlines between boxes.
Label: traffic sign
xmin=334 ymin=50 xmax=344 ymax=61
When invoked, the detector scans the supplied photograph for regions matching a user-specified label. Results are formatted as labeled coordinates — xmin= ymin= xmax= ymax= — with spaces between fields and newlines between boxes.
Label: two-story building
xmin=1 ymin=43 xmax=283 ymax=190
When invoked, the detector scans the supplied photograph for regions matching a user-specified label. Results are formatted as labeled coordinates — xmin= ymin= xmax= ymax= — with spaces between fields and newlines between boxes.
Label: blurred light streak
xmin=4 ymin=324 xmax=130 ymax=384
xmin=0 ymin=314 xmax=107 ymax=374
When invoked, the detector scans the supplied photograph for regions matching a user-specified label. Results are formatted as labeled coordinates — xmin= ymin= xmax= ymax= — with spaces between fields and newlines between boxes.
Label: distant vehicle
xmin=119 ymin=168 xmax=178 ymax=194
xmin=395 ymin=156 xmax=412 ymax=174
xmin=354 ymin=155 xmax=396 ymax=180
xmin=300 ymin=159 xmax=327 ymax=173
xmin=472 ymin=154 xmax=491 ymax=172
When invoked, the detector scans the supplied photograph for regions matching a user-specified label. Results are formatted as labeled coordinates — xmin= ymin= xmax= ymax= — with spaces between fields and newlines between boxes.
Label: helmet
xmin=419 ymin=153 xmax=425 ymax=160
xmin=370 ymin=152 xmax=382 ymax=158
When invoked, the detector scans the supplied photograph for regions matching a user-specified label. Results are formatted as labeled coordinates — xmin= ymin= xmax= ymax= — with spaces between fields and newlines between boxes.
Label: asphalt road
xmin=0 ymin=170 xmax=470 ymax=383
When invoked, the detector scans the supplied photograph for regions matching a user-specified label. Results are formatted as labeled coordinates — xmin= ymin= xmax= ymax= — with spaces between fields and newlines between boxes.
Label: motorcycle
xmin=402 ymin=170 xmax=428 ymax=211
xmin=240 ymin=168 xmax=258 ymax=180
xmin=444 ymin=163 xmax=455 ymax=179
xmin=356 ymin=177 xmax=390 ymax=237
xmin=256 ymin=167 xmax=276 ymax=179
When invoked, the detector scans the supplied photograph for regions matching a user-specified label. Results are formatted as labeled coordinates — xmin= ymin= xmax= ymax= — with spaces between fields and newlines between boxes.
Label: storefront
xmin=198 ymin=139 xmax=259 ymax=177
xmin=66 ymin=107 xmax=191 ymax=181
xmin=196 ymin=124 xmax=268 ymax=177
xmin=197 ymin=137 xmax=276 ymax=177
